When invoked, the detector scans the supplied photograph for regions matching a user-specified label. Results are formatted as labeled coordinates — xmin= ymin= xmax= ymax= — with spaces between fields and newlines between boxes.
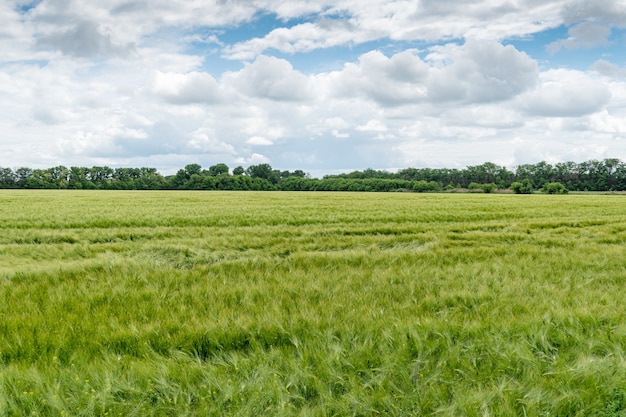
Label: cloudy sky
xmin=2 ymin=1 xmax=626 ymax=175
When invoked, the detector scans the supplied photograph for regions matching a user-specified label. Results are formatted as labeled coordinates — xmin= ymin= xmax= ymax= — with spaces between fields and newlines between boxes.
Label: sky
xmin=2 ymin=0 xmax=626 ymax=176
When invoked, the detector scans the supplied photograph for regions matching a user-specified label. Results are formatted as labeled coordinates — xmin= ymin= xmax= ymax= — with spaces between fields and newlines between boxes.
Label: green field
xmin=1 ymin=190 xmax=625 ymax=416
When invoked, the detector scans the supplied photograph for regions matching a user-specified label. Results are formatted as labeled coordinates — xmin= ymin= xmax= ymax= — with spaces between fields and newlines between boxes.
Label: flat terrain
xmin=1 ymin=190 xmax=625 ymax=416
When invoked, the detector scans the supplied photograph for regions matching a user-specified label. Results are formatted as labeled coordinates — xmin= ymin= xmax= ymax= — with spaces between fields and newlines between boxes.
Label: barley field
xmin=0 ymin=190 xmax=625 ymax=416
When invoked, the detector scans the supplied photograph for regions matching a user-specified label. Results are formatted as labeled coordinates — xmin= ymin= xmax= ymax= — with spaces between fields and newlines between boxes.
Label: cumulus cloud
xmin=224 ymin=55 xmax=313 ymax=101
xmin=356 ymin=119 xmax=388 ymax=133
xmin=549 ymin=0 xmax=626 ymax=54
xmin=187 ymin=130 xmax=236 ymax=154
xmin=331 ymin=130 xmax=349 ymax=138
xmin=593 ymin=60 xmax=626 ymax=78
xmin=561 ymin=0 xmax=626 ymax=26
xmin=32 ymin=105 xmax=66 ymax=125
xmin=223 ymin=19 xmax=361 ymax=60
xmin=152 ymin=71 xmax=221 ymax=104
xmin=519 ymin=70 xmax=612 ymax=117
xmin=28 ymin=0 xmax=259 ymax=45
xmin=223 ymin=0 xmax=568 ymax=59
xmin=4 ymin=0 xmax=626 ymax=173
xmin=246 ymin=136 xmax=274 ymax=145
xmin=20 ymin=0 xmax=571 ymax=58
xmin=547 ymin=21 xmax=611 ymax=52
xmin=323 ymin=40 xmax=537 ymax=106
xmin=0 ymin=3 xmax=39 ymax=62
xmin=426 ymin=39 xmax=538 ymax=103
xmin=324 ymin=50 xmax=428 ymax=105
xmin=235 ymin=152 xmax=271 ymax=165
xmin=36 ymin=20 xmax=135 ymax=58
xmin=58 ymin=129 xmax=121 ymax=157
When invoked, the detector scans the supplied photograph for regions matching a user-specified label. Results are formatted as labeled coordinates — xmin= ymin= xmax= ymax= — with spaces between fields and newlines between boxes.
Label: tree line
xmin=1 ymin=159 xmax=626 ymax=192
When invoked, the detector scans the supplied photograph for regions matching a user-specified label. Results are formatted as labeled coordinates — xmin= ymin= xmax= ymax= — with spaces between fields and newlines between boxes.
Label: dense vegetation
xmin=1 ymin=190 xmax=626 ymax=416
xmin=2 ymin=158 xmax=626 ymax=192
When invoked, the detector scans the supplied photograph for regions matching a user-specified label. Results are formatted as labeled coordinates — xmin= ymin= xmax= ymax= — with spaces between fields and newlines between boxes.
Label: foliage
xmin=3 ymin=158 xmax=626 ymax=192
xmin=412 ymin=180 xmax=439 ymax=192
xmin=207 ymin=163 xmax=229 ymax=176
xmin=467 ymin=182 xmax=496 ymax=193
xmin=1 ymin=191 xmax=626 ymax=415
xmin=468 ymin=182 xmax=482 ymax=191
xmin=542 ymin=182 xmax=568 ymax=194
xmin=510 ymin=179 xmax=534 ymax=194
xmin=481 ymin=183 xmax=497 ymax=193
xmin=245 ymin=163 xmax=280 ymax=184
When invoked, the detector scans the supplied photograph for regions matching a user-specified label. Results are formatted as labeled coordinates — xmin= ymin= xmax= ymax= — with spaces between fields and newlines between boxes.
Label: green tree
xmin=135 ymin=168 xmax=166 ymax=190
xmin=0 ymin=167 xmax=16 ymax=188
xmin=208 ymin=163 xmax=229 ymax=176
xmin=554 ymin=161 xmax=578 ymax=190
xmin=412 ymin=180 xmax=438 ymax=192
xmin=88 ymin=166 xmax=114 ymax=188
xmin=15 ymin=167 xmax=33 ymax=188
xmin=25 ymin=169 xmax=50 ymax=189
xmin=542 ymin=182 xmax=568 ymax=194
xmin=602 ymin=158 xmax=622 ymax=191
xmin=68 ymin=167 xmax=95 ymax=189
xmin=481 ymin=183 xmax=497 ymax=193
xmin=47 ymin=166 xmax=69 ymax=189
xmin=510 ymin=179 xmax=534 ymax=194
xmin=465 ymin=162 xmax=512 ymax=187
xmin=232 ymin=166 xmax=245 ymax=176
xmin=184 ymin=163 xmax=202 ymax=177
xmin=468 ymin=182 xmax=483 ymax=192
xmin=187 ymin=174 xmax=203 ymax=189
xmin=246 ymin=164 xmax=279 ymax=184
xmin=168 ymin=164 xmax=203 ymax=189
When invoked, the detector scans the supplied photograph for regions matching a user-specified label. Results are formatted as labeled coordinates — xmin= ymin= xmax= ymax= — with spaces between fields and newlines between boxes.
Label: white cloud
xmin=587 ymin=110 xmax=626 ymax=135
xmin=356 ymin=119 xmax=388 ymax=132
xmin=519 ymin=69 xmax=611 ymax=117
xmin=58 ymin=130 xmax=120 ymax=157
xmin=187 ymin=131 xmax=236 ymax=154
xmin=241 ymin=153 xmax=271 ymax=165
xmin=223 ymin=0 xmax=567 ymax=59
xmin=3 ymin=0 xmax=626 ymax=174
xmin=593 ymin=60 xmax=626 ymax=78
xmin=246 ymin=136 xmax=274 ymax=146
xmin=37 ymin=20 xmax=136 ymax=58
xmin=324 ymin=117 xmax=349 ymax=129
xmin=561 ymin=0 xmax=626 ymax=26
xmin=547 ymin=22 xmax=611 ymax=52
xmin=223 ymin=20 xmax=361 ymax=60
xmin=331 ymin=130 xmax=349 ymax=138
xmin=224 ymin=55 xmax=313 ymax=101
xmin=323 ymin=50 xmax=428 ymax=105
xmin=152 ymin=71 xmax=221 ymax=104
xmin=426 ymin=39 xmax=538 ymax=103
xmin=28 ymin=0 xmax=259 ymax=46
xmin=323 ymin=40 xmax=537 ymax=106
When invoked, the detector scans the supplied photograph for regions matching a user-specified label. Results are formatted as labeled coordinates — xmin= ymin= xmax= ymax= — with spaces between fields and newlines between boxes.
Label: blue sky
xmin=2 ymin=1 xmax=626 ymax=175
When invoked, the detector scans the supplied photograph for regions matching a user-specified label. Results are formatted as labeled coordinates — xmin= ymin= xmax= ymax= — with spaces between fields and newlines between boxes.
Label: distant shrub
xmin=413 ymin=180 xmax=439 ymax=193
xmin=480 ymin=183 xmax=497 ymax=194
xmin=510 ymin=179 xmax=534 ymax=194
xmin=542 ymin=182 xmax=568 ymax=194
xmin=468 ymin=182 xmax=483 ymax=192
xmin=467 ymin=183 xmax=497 ymax=193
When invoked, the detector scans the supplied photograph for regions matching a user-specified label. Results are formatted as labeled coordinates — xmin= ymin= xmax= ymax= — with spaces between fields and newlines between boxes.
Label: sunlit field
xmin=1 ymin=190 xmax=625 ymax=416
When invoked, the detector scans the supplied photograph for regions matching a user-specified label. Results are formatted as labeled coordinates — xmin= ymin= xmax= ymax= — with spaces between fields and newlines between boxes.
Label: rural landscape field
xmin=1 ymin=190 xmax=625 ymax=416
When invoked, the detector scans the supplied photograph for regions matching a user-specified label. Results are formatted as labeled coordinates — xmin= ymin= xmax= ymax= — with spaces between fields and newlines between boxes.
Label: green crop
xmin=0 ymin=190 xmax=625 ymax=416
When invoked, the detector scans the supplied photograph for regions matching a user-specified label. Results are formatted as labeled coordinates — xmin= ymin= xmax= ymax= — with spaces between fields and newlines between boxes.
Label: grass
xmin=1 ymin=190 xmax=625 ymax=416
